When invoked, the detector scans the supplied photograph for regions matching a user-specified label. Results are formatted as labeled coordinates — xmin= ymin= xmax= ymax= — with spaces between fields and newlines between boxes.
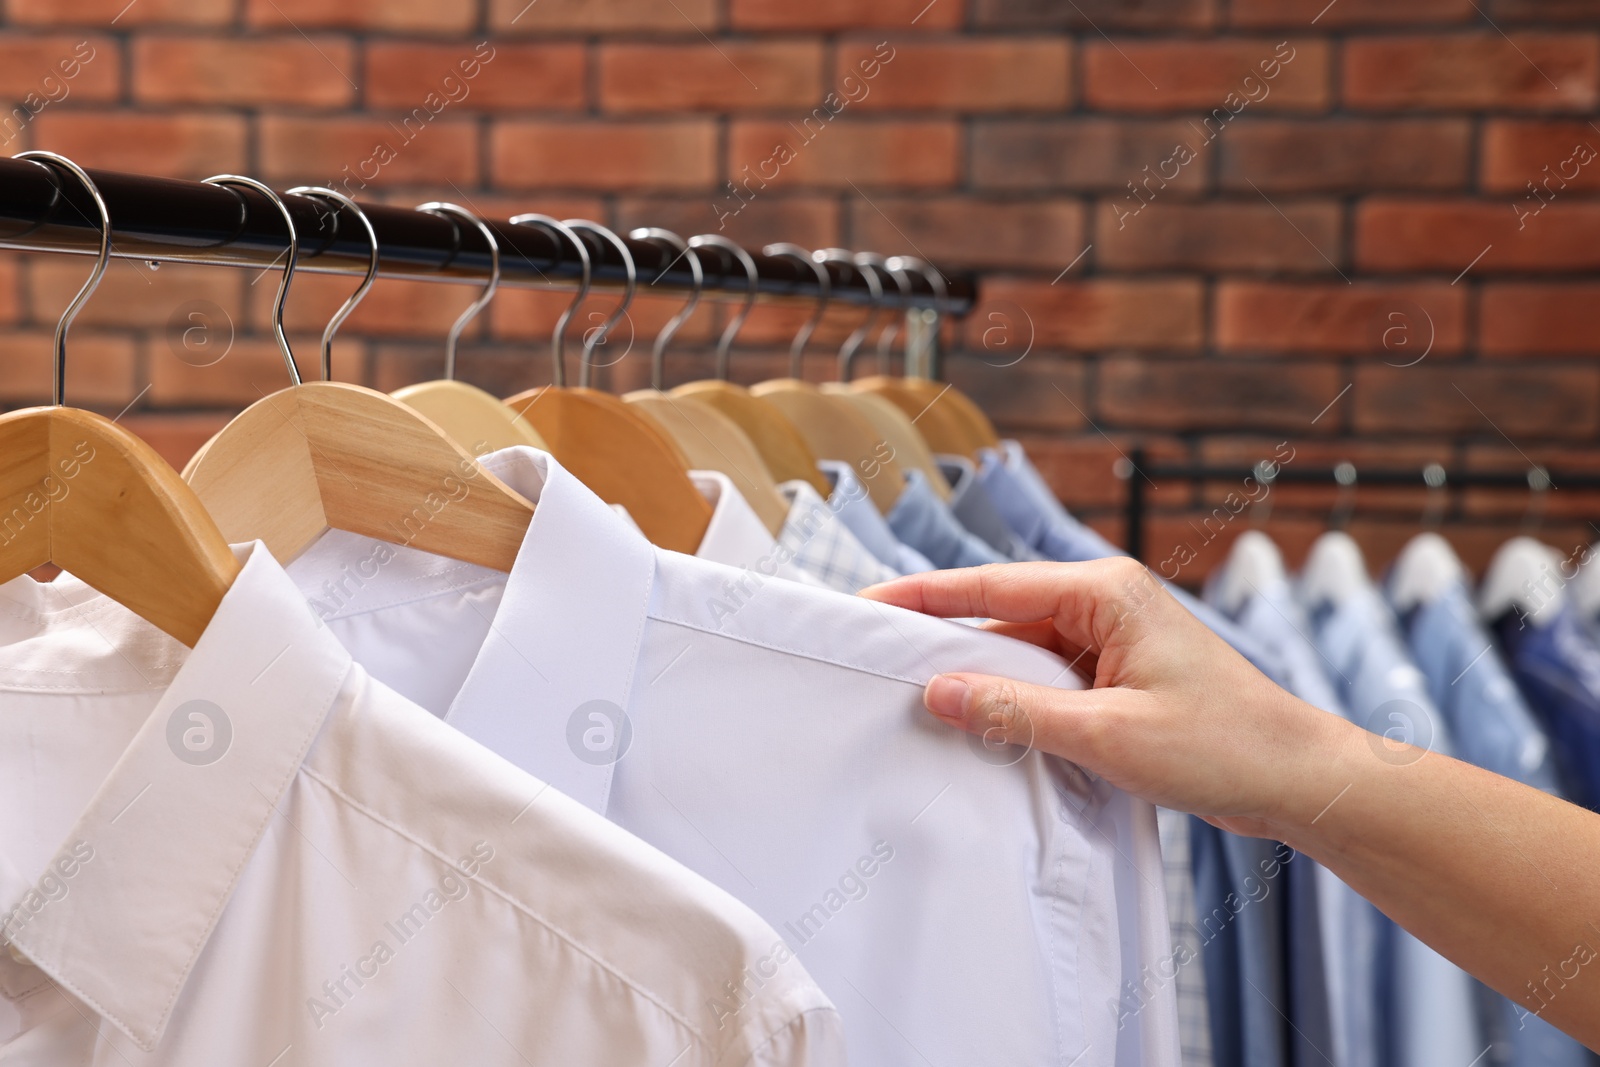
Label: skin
xmin=860 ymin=557 xmax=1600 ymax=1050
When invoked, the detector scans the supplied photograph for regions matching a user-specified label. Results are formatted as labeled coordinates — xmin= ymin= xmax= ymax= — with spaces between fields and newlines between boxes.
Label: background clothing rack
xmin=1118 ymin=445 xmax=1600 ymax=564
xmin=0 ymin=159 xmax=977 ymax=315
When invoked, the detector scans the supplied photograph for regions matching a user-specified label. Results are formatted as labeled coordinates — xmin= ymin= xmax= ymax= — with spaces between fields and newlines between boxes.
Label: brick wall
xmin=0 ymin=0 xmax=1596 ymax=582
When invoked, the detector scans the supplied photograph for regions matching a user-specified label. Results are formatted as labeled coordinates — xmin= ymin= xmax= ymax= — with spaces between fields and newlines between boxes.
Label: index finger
xmin=860 ymin=558 xmax=1165 ymax=654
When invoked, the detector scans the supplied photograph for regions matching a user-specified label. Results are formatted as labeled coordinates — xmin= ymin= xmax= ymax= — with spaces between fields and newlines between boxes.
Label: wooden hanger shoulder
xmin=852 ymin=374 xmax=993 ymax=458
xmin=623 ymin=390 xmax=791 ymax=537
xmin=820 ymin=384 xmax=951 ymax=500
xmin=750 ymin=378 xmax=905 ymax=513
xmin=505 ymin=385 xmax=712 ymax=555
xmin=185 ymin=382 xmax=534 ymax=572
xmin=0 ymin=406 xmax=239 ymax=647
xmin=392 ymin=379 xmax=550 ymax=453
xmin=671 ymin=380 xmax=831 ymax=497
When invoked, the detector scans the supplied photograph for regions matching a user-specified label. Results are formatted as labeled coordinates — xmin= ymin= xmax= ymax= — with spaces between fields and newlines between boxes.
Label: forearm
xmin=1275 ymin=700 xmax=1600 ymax=1047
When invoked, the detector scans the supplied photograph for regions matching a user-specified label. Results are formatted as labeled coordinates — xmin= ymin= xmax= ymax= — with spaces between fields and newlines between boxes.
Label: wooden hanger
xmin=753 ymin=248 xmax=907 ymax=513
xmin=623 ymin=232 xmax=791 ymax=534
xmin=670 ymin=241 xmax=830 ymax=496
xmin=182 ymin=183 xmax=534 ymax=571
xmin=389 ymin=201 xmax=549 ymax=453
xmin=499 ymin=215 xmax=711 ymax=554
xmin=0 ymin=152 xmax=239 ymax=646
xmin=852 ymin=255 xmax=999 ymax=459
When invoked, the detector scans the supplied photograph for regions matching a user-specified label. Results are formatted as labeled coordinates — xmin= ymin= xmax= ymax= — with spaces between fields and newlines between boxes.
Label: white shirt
xmin=690 ymin=469 xmax=826 ymax=587
xmin=0 ymin=544 xmax=845 ymax=1066
xmin=288 ymin=446 xmax=1180 ymax=1067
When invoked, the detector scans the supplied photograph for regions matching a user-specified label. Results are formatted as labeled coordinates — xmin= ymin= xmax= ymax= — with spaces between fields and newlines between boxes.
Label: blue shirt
xmin=1305 ymin=586 xmax=1484 ymax=1067
xmin=1495 ymin=603 xmax=1600 ymax=813
xmin=886 ymin=468 xmax=1009 ymax=570
xmin=816 ymin=461 xmax=936 ymax=576
xmin=936 ymin=455 xmax=1044 ymax=562
xmin=977 ymin=442 xmax=1290 ymax=688
xmin=1213 ymin=577 xmax=1376 ymax=1067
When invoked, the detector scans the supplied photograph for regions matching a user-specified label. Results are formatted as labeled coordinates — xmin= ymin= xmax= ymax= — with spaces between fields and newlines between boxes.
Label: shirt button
xmin=6 ymin=944 xmax=26 ymax=964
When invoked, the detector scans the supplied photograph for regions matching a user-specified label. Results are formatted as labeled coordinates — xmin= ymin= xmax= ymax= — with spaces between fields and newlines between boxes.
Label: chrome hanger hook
xmin=763 ymin=242 xmax=829 ymax=380
xmin=854 ymin=252 xmax=911 ymax=375
xmin=510 ymin=213 xmax=592 ymax=389
xmin=886 ymin=254 xmax=947 ymax=378
xmin=203 ymin=174 xmax=300 ymax=385
xmin=14 ymin=151 xmax=110 ymax=406
xmin=562 ymin=219 xmax=635 ymax=389
xmin=688 ymin=233 xmax=758 ymax=382
xmin=418 ymin=202 xmax=500 ymax=383
xmin=629 ymin=227 xmax=702 ymax=391
xmin=288 ymin=186 xmax=379 ymax=381
xmin=812 ymin=248 xmax=882 ymax=383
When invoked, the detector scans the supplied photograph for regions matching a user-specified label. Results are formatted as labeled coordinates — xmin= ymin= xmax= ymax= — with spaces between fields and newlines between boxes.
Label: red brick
xmin=614 ymin=195 xmax=840 ymax=254
xmin=846 ymin=197 xmax=1083 ymax=270
xmin=29 ymin=259 xmax=239 ymax=331
xmin=1480 ymin=283 xmax=1600 ymax=356
xmin=367 ymin=43 xmax=585 ymax=113
xmin=261 ymin=115 xmax=479 ymax=187
xmin=727 ymin=120 xmax=959 ymax=189
xmin=1216 ymin=282 xmax=1468 ymax=357
xmin=492 ymin=121 xmax=717 ymax=191
xmin=0 ymin=35 xmax=118 ymax=103
xmin=1100 ymin=358 xmax=1346 ymax=431
xmin=941 ymin=357 xmax=1087 ymax=433
xmin=1482 ymin=121 xmax=1600 ymax=194
xmin=1344 ymin=34 xmax=1600 ymax=112
xmin=972 ymin=119 xmax=1209 ymax=192
xmin=1487 ymin=0 xmax=1599 ymax=22
xmin=1083 ymin=39 xmax=1328 ymax=112
xmin=1460 ymin=445 xmax=1600 ymax=522
xmin=839 ymin=39 xmax=1071 ymax=112
xmin=730 ymin=301 xmax=894 ymax=353
xmin=245 ymin=272 xmax=473 ymax=340
xmin=1354 ymin=364 xmax=1600 ymax=437
xmin=1356 ymin=199 xmax=1600 ymax=273
xmin=0 ymin=331 xmax=136 ymax=406
xmin=1230 ymin=0 xmax=1473 ymax=26
xmin=133 ymin=36 xmax=355 ymax=109
xmin=149 ymin=336 xmax=324 ymax=405
xmin=968 ymin=278 xmax=1204 ymax=350
xmin=730 ymin=0 xmax=963 ymax=30
xmin=7 ymin=0 xmax=230 ymax=24
xmin=0 ymin=257 xmax=19 ymax=325
xmin=247 ymin=0 xmax=474 ymax=31
xmin=1010 ymin=432 xmax=1191 ymax=510
xmin=974 ymin=0 xmax=1215 ymax=30
xmin=599 ymin=42 xmax=824 ymax=114
xmin=493 ymin=0 xmax=719 ymax=32
xmin=118 ymin=413 xmax=232 ymax=473
xmin=1098 ymin=201 xmax=1343 ymax=273
xmin=30 ymin=111 xmax=247 ymax=177
xmin=1220 ymin=119 xmax=1471 ymax=192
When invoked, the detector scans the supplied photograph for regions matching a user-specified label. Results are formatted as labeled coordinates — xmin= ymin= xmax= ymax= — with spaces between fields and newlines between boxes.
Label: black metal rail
xmin=0 ymin=158 xmax=976 ymax=313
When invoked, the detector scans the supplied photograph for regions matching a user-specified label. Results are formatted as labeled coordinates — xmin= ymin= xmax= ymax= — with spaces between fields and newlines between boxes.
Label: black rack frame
xmin=1118 ymin=445 xmax=1600 ymax=562
xmin=0 ymin=159 xmax=977 ymax=314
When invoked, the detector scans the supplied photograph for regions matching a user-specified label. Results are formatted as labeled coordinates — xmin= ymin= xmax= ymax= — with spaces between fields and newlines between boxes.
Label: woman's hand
xmin=861 ymin=558 xmax=1357 ymax=840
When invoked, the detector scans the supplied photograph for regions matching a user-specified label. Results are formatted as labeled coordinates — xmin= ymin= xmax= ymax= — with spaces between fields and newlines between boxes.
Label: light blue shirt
xmin=1304 ymin=585 xmax=1484 ymax=1067
xmin=936 ymin=455 xmax=1044 ymax=562
xmin=977 ymin=442 xmax=1290 ymax=688
xmin=1395 ymin=581 xmax=1588 ymax=1067
xmin=886 ymin=469 xmax=1010 ymax=570
xmin=1219 ymin=577 xmax=1381 ymax=1067
xmin=816 ymin=461 xmax=936 ymax=576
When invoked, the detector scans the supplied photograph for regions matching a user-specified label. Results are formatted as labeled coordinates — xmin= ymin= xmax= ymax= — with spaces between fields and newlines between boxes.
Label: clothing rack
xmin=0 ymin=159 xmax=976 ymax=317
xmin=1118 ymin=445 xmax=1600 ymax=563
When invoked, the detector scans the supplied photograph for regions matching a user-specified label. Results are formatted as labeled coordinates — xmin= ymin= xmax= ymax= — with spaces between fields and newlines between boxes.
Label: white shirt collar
xmin=0 ymin=543 xmax=351 ymax=1050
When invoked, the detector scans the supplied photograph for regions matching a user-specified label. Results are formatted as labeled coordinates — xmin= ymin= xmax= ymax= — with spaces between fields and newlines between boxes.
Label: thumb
xmin=924 ymin=672 xmax=1111 ymax=765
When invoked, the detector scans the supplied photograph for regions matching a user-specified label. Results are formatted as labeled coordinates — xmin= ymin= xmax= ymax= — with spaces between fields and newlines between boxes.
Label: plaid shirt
xmin=777 ymin=479 xmax=901 ymax=594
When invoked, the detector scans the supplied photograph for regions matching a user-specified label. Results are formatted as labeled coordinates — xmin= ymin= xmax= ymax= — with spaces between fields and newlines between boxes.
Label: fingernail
xmin=925 ymin=675 xmax=971 ymax=722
